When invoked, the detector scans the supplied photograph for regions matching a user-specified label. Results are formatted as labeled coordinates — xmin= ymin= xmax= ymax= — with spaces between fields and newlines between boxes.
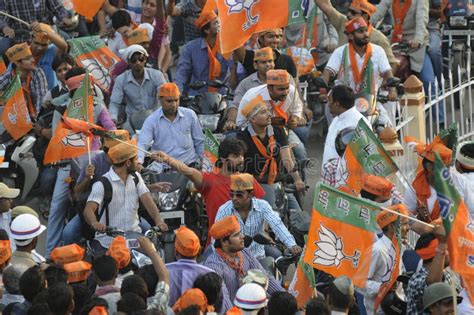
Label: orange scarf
xmin=348 ymin=42 xmax=372 ymax=88
xmin=269 ymin=100 xmax=289 ymax=124
xmin=216 ymin=248 xmax=244 ymax=277
xmin=412 ymin=169 xmax=440 ymax=221
xmin=392 ymin=0 xmax=412 ymax=43
xmin=207 ymin=38 xmax=222 ymax=92
xmin=251 ymin=127 xmax=278 ymax=185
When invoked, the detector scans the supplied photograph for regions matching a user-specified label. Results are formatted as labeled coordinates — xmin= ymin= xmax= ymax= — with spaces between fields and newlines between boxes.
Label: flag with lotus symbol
xmin=335 ymin=119 xmax=398 ymax=194
xmin=216 ymin=0 xmax=310 ymax=54
xmin=288 ymin=237 xmax=316 ymax=309
xmin=44 ymin=73 xmax=94 ymax=164
xmin=433 ymin=153 xmax=474 ymax=300
xmin=203 ymin=128 xmax=220 ymax=173
xmin=68 ymin=36 xmax=120 ymax=93
xmin=304 ymin=183 xmax=378 ymax=288
xmin=0 ymin=75 xmax=33 ymax=140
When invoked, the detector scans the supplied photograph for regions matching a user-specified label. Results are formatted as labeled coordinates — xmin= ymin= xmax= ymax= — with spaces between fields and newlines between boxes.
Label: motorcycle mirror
xmin=189 ymin=81 xmax=207 ymax=90
xmin=385 ymin=77 xmax=401 ymax=88
xmin=312 ymin=77 xmax=329 ymax=89
xmin=207 ymin=80 xmax=224 ymax=88
xmin=244 ymin=235 xmax=253 ymax=248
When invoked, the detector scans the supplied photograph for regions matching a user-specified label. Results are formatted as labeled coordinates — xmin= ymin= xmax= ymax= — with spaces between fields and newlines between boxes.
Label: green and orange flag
xmin=44 ymin=73 xmax=94 ymax=164
xmin=0 ymin=76 xmax=33 ymax=140
xmin=304 ymin=183 xmax=378 ymax=288
xmin=336 ymin=119 xmax=398 ymax=194
xmin=433 ymin=153 xmax=474 ymax=301
xmin=288 ymin=236 xmax=316 ymax=309
xmin=68 ymin=36 xmax=120 ymax=93
xmin=203 ymin=128 xmax=220 ymax=173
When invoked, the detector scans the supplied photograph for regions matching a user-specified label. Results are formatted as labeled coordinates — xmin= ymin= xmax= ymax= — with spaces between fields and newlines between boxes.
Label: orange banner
xmin=71 ymin=0 xmax=105 ymax=20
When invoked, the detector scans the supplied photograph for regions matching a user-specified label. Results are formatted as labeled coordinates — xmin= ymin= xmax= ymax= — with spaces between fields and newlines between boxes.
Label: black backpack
xmin=80 ymin=173 xmax=140 ymax=240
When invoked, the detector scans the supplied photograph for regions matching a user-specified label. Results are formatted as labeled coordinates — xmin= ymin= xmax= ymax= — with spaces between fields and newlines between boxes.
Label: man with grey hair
xmin=0 ymin=264 xmax=28 ymax=310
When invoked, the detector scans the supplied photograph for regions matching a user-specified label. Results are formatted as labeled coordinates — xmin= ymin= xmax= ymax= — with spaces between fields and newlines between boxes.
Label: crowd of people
xmin=0 ymin=0 xmax=473 ymax=314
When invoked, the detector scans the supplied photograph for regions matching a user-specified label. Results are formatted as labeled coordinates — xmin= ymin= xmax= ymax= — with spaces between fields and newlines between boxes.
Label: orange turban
xmin=210 ymin=216 xmax=240 ymax=240
xmin=266 ymin=69 xmax=290 ymax=85
xmin=89 ymin=306 xmax=108 ymax=315
xmin=50 ymin=244 xmax=85 ymax=265
xmin=6 ymin=43 xmax=32 ymax=63
xmin=226 ymin=307 xmax=243 ymax=315
xmin=404 ymin=136 xmax=452 ymax=165
xmin=106 ymin=236 xmax=131 ymax=270
xmin=175 ymin=226 xmax=201 ymax=257
xmin=127 ymin=27 xmax=149 ymax=45
xmin=376 ymin=204 xmax=409 ymax=229
xmin=63 ymin=261 xmax=92 ymax=283
xmin=416 ymin=238 xmax=439 ymax=261
xmin=362 ymin=175 xmax=394 ymax=199
xmin=159 ymin=82 xmax=180 ymax=98
xmin=254 ymin=47 xmax=274 ymax=61
xmin=194 ymin=10 xmax=218 ymax=30
xmin=230 ymin=173 xmax=254 ymax=191
xmin=345 ymin=17 xmax=368 ymax=34
xmin=350 ymin=0 xmax=376 ymax=15
xmin=103 ymin=129 xmax=130 ymax=148
xmin=172 ymin=288 xmax=209 ymax=312
xmin=0 ymin=240 xmax=11 ymax=265
xmin=241 ymin=95 xmax=267 ymax=119
xmin=107 ymin=140 xmax=138 ymax=164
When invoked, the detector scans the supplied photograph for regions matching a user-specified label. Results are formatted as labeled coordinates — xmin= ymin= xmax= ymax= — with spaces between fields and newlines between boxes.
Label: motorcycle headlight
xmin=158 ymin=190 xmax=179 ymax=211
xmin=450 ymin=16 xmax=467 ymax=27
xmin=198 ymin=114 xmax=220 ymax=131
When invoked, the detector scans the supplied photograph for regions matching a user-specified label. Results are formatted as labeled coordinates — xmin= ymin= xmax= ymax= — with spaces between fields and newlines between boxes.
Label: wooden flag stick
xmin=0 ymin=12 xmax=31 ymax=28
xmin=105 ymin=136 xmax=153 ymax=156
xmin=380 ymin=206 xmax=435 ymax=228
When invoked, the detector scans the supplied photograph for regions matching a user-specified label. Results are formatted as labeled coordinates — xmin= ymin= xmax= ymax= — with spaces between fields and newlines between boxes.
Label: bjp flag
xmin=0 ymin=76 xmax=33 ymax=140
xmin=288 ymin=239 xmax=316 ymax=309
xmin=44 ymin=73 xmax=94 ymax=164
xmin=304 ymin=184 xmax=378 ymax=288
xmin=0 ymin=57 xmax=6 ymax=76
xmin=216 ymin=0 xmax=308 ymax=54
xmin=433 ymin=153 xmax=474 ymax=293
xmin=71 ymin=0 xmax=105 ymax=20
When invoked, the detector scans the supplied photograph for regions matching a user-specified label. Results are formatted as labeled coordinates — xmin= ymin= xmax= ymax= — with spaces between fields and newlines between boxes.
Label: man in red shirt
xmin=151 ymin=138 xmax=265 ymax=244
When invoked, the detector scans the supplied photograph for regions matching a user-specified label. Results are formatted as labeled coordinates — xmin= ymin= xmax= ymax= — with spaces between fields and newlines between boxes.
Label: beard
xmin=354 ymin=37 xmax=369 ymax=47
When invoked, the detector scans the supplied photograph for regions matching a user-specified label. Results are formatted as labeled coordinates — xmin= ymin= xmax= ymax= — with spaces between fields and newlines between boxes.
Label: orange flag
xmin=62 ymin=117 xmax=105 ymax=136
xmin=216 ymin=0 xmax=307 ymax=54
xmin=304 ymin=184 xmax=378 ymax=289
xmin=288 ymin=242 xmax=315 ymax=309
xmin=0 ymin=57 xmax=6 ymax=76
xmin=44 ymin=73 xmax=94 ymax=164
xmin=71 ymin=0 xmax=105 ymax=20
xmin=0 ymin=76 xmax=33 ymax=140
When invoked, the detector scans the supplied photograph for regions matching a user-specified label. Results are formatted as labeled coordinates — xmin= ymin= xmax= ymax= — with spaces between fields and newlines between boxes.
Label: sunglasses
xmin=130 ymin=55 xmax=146 ymax=64
xmin=230 ymin=191 xmax=246 ymax=198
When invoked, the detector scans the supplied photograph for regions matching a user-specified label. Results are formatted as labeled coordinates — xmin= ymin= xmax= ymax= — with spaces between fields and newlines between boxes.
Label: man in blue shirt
xmin=175 ymin=10 xmax=230 ymax=96
xmin=30 ymin=22 xmax=68 ymax=90
xmin=137 ymin=82 xmax=204 ymax=171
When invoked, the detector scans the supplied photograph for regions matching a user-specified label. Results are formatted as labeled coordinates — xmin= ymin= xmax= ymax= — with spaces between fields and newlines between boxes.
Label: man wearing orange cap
xmin=234 ymin=28 xmax=298 ymax=78
xmin=314 ymin=0 xmax=397 ymax=69
xmin=322 ymin=17 xmax=398 ymax=119
xmin=360 ymin=174 xmax=404 ymax=206
xmin=360 ymin=205 xmax=409 ymax=314
xmin=176 ymin=10 xmax=231 ymax=96
xmin=137 ymin=82 xmax=204 ymax=170
xmin=83 ymin=141 xmax=168 ymax=250
xmin=0 ymin=43 xmax=48 ymax=119
xmin=166 ymin=226 xmax=232 ymax=310
xmin=203 ymin=216 xmax=284 ymax=303
xmin=215 ymin=173 xmax=301 ymax=261
xmin=30 ymin=22 xmax=68 ymax=89
xmin=225 ymin=47 xmax=276 ymax=131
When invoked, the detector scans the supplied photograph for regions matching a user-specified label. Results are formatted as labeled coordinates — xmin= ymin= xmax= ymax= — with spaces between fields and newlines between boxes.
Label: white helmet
xmin=10 ymin=214 xmax=46 ymax=246
xmin=234 ymin=283 xmax=267 ymax=314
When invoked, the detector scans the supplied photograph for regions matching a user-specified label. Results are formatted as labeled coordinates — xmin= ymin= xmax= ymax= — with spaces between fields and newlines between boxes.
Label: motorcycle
xmin=299 ymin=67 xmax=327 ymax=128
xmin=180 ymin=80 xmax=228 ymax=133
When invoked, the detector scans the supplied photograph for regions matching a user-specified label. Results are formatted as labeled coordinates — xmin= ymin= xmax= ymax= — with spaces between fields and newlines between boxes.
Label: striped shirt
xmin=203 ymin=248 xmax=284 ymax=302
xmin=87 ymin=168 xmax=149 ymax=248
xmin=215 ymin=198 xmax=297 ymax=259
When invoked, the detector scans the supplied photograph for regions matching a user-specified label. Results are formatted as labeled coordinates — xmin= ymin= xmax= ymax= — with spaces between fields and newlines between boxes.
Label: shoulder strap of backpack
xmin=97 ymin=177 xmax=113 ymax=227
xmin=131 ymin=172 xmax=140 ymax=187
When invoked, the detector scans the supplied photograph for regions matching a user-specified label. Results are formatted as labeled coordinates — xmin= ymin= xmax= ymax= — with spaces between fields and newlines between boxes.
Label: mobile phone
xmin=126 ymin=239 xmax=139 ymax=249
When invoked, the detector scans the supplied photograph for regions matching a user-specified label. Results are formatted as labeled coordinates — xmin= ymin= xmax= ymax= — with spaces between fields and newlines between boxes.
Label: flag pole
xmin=380 ymin=206 xmax=435 ymax=228
xmin=105 ymin=136 xmax=153 ymax=156
xmin=86 ymin=137 xmax=93 ymax=180
xmin=0 ymin=12 xmax=31 ymax=27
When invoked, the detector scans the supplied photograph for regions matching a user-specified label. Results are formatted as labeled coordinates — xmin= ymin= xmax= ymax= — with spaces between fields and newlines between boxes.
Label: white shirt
xmin=88 ymin=168 xmax=149 ymax=247
xmin=108 ymin=32 xmax=128 ymax=58
xmin=236 ymin=84 xmax=304 ymax=128
xmin=322 ymin=106 xmax=369 ymax=165
xmin=458 ymin=289 xmax=474 ymax=313
xmin=326 ymin=43 xmax=391 ymax=96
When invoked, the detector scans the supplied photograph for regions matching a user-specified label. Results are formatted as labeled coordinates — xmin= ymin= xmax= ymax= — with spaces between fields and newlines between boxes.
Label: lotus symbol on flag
xmin=61 ymin=132 xmax=86 ymax=147
xmin=313 ymin=224 xmax=360 ymax=268
xmin=335 ymin=157 xmax=349 ymax=188
xmin=225 ymin=0 xmax=259 ymax=31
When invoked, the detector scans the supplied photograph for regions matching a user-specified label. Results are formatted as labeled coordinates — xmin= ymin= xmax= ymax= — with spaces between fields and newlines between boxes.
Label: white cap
xmin=120 ymin=44 xmax=149 ymax=62
xmin=234 ymin=283 xmax=267 ymax=311
xmin=0 ymin=183 xmax=20 ymax=199
xmin=10 ymin=214 xmax=46 ymax=246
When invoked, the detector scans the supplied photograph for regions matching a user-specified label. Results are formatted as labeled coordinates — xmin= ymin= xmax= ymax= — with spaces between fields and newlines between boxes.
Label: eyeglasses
xmin=130 ymin=55 xmax=146 ymax=64
xmin=230 ymin=191 xmax=246 ymax=198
